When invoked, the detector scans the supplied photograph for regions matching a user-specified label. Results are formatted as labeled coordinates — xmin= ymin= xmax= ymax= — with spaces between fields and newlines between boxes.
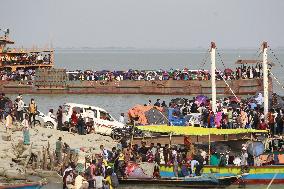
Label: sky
xmin=1 ymin=0 xmax=284 ymax=49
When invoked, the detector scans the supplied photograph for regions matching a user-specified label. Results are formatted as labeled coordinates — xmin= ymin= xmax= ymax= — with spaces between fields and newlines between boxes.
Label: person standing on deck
xmin=268 ymin=109 xmax=276 ymax=136
xmin=28 ymin=98 xmax=37 ymax=127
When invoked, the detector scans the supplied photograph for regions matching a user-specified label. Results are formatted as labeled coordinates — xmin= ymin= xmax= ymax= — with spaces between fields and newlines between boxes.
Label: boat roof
xmin=0 ymin=37 xmax=14 ymax=44
xmin=137 ymin=125 xmax=268 ymax=136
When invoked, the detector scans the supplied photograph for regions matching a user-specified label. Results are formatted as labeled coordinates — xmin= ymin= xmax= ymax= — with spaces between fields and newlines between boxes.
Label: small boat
xmin=119 ymin=174 xmax=239 ymax=188
xmin=0 ymin=182 xmax=43 ymax=189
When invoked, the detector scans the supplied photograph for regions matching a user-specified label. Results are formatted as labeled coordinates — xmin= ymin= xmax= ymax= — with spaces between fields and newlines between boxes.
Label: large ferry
xmin=0 ymin=31 xmax=272 ymax=95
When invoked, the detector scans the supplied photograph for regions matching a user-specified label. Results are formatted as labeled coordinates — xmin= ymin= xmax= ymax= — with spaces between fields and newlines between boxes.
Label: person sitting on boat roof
xmin=154 ymin=99 xmax=161 ymax=107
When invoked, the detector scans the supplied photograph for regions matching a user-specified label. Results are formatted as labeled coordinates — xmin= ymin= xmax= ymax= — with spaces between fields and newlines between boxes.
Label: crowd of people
xmin=0 ymin=52 xmax=51 ymax=66
xmin=67 ymin=64 xmax=265 ymax=82
xmin=146 ymin=93 xmax=284 ymax=136
xmin=0 ymin=69 xmax=35 ymax=83
xmin=60 ymin=132 xmax=284 ymax=189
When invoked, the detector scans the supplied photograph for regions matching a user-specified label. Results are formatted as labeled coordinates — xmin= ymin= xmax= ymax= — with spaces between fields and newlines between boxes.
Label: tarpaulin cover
xmin=247 ymin=142 xmax=265 ymax=156
xmin=128 ymin=105 xmax=164 ymax=125
xmin=144 ymin=108 xmax=168 ymax=125
xmin=125 ymin=162 xmax=154 ymax=178
xmin=137 ymin=125 xmax=268 ymax=136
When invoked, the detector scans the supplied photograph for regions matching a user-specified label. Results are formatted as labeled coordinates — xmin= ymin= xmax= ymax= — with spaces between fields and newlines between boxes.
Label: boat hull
xmin=0 ymin=183 xmax=42 ymax=189
xmin=119 ymin=175 xmax=238 ymax=188
xmin=160 ymin=165 xmax=284 ymax=185
xmin=0 ymin=78 xmax=272 ymax=95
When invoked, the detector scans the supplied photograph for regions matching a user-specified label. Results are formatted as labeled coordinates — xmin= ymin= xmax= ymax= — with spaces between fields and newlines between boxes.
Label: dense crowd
xmin=0 ymin=52 xmax=51 ymax=66
xmin=0 ymin=69 xmax=35 ymax=83
xmin=146 ymin=93 xmax=284 ymax=135
xmin=59 ymin=132 xmax=284 ymax=189
xmin=67 ymin=64 xmax=265 ymax=82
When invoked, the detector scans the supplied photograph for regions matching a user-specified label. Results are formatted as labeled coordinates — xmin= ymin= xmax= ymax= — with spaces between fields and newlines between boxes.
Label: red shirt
xmin=259 ymin=122 xmax=268 ymax=130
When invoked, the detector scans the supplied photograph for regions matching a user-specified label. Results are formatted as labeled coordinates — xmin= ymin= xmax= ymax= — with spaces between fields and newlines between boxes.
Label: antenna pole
xmin=262 ymin=42 xmax=269 ymax=121
xmin=210 ymin=42 xmax=217 ymax=113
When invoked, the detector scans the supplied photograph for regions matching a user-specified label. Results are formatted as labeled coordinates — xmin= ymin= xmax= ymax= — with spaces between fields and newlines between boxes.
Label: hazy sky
xmin=1 ymin=0 xmax=284 ymax=49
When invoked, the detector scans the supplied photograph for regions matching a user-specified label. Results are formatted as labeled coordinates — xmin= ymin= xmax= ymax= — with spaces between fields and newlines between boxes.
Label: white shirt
xmin=47 ymin=112 xmax=56 ymax=119
xmin=119 ymin=115 xmax=125 ymax=123
xmin=74 ymin=175 xmax=84 ymax=189
xmin=17 ymin=99 xmax=25 ymax=111
xmin=94 ymin=176 xmax=104 ymax=188
xmin=190 ymin=160 xmax=199 ymax=173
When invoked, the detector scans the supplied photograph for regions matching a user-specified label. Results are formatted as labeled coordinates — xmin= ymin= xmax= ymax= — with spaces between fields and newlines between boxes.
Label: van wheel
xmin=32 ymin=120 xmax=41 ymax=127
xmin=111 ymin=132 xmax=121 ymax=140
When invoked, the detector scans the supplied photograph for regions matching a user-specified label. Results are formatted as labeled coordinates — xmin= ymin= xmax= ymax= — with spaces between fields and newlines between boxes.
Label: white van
xmin=62 ymin=103 xmax=125 ymax=135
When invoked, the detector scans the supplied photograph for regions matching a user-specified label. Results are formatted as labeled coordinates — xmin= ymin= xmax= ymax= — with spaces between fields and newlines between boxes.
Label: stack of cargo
xmin=34 ymin=68 xmax=67 ymax=89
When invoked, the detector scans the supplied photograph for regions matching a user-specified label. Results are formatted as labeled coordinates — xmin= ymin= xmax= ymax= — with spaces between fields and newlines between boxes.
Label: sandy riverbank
xmin=0 ymin=122 xmax=116 ymax=183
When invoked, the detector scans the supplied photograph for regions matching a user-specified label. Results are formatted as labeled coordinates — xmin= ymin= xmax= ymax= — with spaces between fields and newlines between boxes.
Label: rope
xmin=216 ymin=48 xmax=227 ymax=70
xmin=217 ymin=70 xmax=240 ymax=102
xmin=270 ymin=71 xmax=284 ymax=89
xmin=198 ymin=49 xmax=210 ymax=71
xmin=214 ymin=49 xmax=239 ymax=101
xmin=269 ymin=48 xmax=284 ymax=70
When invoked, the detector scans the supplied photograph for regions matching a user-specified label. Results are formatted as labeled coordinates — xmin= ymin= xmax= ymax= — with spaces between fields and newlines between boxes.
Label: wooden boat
xmin=0 ymin=182 xmax=43 ymax=189
xmin=0 ymin=31 xmax=273 ymax=95
xmin=119 ymin=174 xmax=239 ymax=188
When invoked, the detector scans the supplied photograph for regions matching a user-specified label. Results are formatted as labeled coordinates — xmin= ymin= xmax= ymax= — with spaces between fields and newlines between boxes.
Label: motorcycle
xmin=111 ymin=126 xmax=144 ymax=140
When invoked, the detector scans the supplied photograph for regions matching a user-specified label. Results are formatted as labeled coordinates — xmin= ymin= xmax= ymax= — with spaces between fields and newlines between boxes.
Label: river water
xmin=12 ymin=49 xmax=284 ymax=188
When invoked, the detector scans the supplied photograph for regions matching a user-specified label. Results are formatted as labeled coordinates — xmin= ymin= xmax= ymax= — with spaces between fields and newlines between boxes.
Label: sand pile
xmin=0 ymin=122 xmax=116 ymax=181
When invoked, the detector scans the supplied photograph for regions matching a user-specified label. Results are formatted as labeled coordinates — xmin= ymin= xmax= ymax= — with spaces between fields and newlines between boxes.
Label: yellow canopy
xmin=137 ymin=125 xmax=268 ymax=136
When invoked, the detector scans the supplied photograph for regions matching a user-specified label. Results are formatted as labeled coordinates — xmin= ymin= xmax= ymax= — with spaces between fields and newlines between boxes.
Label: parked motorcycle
xmin=111 ymin=126 xmax=144 ymax=140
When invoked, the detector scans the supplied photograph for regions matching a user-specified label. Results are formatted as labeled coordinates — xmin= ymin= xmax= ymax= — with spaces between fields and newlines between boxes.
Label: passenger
xmin=28 ymin=98 xmax=37 ymax=127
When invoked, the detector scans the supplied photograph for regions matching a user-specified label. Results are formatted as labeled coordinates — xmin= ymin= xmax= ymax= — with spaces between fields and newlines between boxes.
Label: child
xmin=22 ymin=114 xmax=30 ymax=145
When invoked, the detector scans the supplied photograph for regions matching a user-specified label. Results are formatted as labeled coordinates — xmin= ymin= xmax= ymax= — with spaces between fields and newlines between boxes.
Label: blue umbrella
xmin=247 ymin=142 xmax=265 ymax=156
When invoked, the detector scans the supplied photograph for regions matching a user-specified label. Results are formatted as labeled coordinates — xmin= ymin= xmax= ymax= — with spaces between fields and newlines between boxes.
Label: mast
xmin=210 ymin=42 xmax=217 ymax=113
xmin=262 ymin=42 xmax=269 ymax=121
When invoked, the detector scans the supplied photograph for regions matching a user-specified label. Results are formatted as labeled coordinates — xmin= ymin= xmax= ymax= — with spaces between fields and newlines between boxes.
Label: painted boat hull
xmin=0 ymin=183 xmax=42 ymax=189
xmin=119 ymin=175 xmax=239 ymax=188
xmin=159 ymin=165 xmax=284 ymax=184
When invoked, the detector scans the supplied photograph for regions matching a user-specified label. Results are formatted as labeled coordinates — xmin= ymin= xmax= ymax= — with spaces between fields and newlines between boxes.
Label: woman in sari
xmin=22 ymin=114 xmax=30 ymax=145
